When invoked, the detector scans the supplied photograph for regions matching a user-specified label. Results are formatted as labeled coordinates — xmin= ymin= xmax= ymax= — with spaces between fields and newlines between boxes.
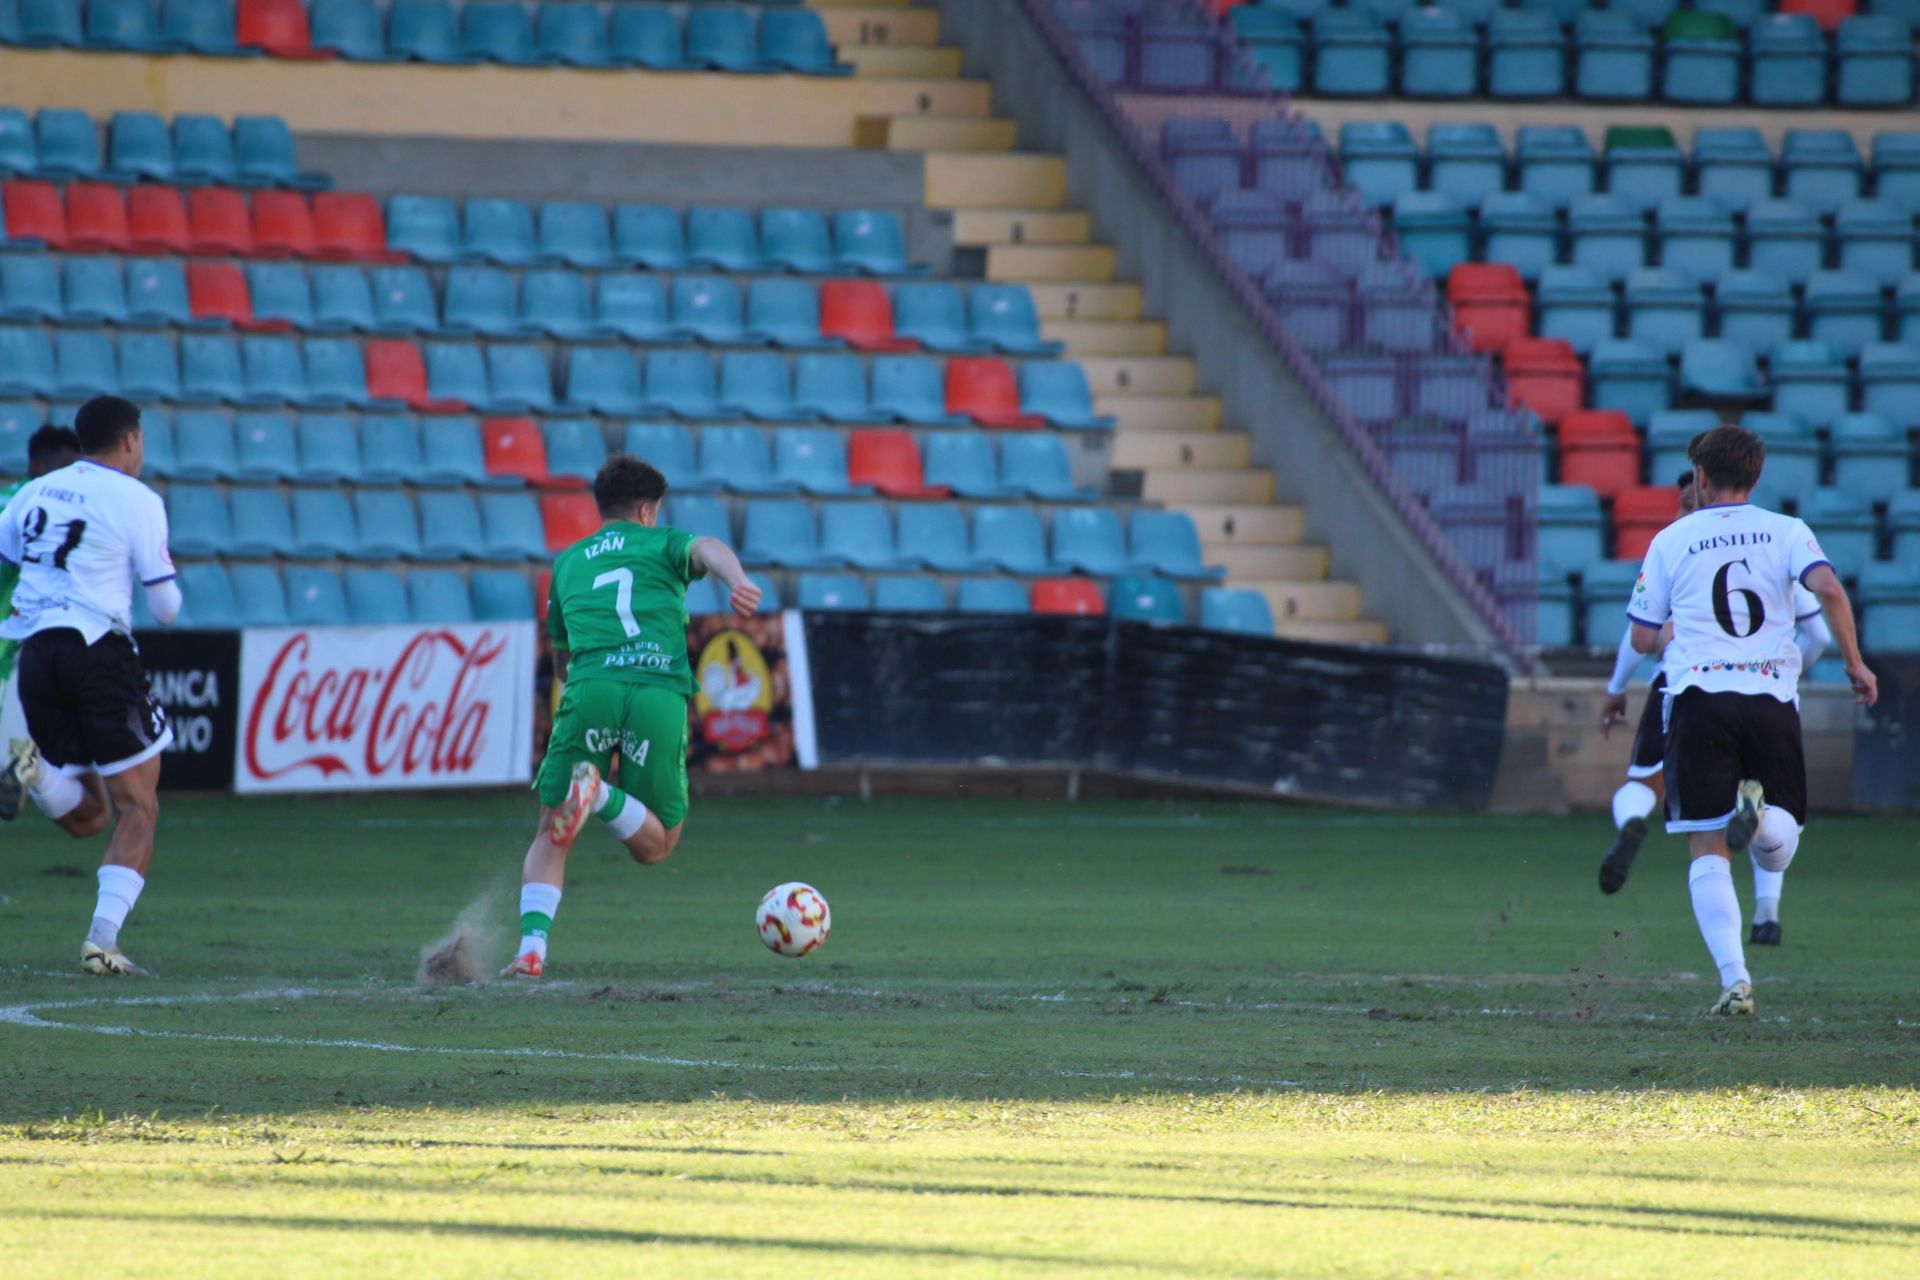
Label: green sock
xmin=519 ymin=911 xmax=553 ymax=940
xmin=594 ymin=784 xmax=625 ymax=822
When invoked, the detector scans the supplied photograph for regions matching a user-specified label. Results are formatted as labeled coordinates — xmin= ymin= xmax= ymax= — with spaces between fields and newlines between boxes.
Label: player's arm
xmin=1794 ymin=609 xmax=1832 ymax=670
xmin=1803 ymin=564 xmax=1876 ymax=707
xmin=690 ymin=537 xmax=760 ymax=618
xmin=1626 ymin=543 xmax=1671 ymax=655
xmin=1599 ymin=627 xmax=1640 ymax=735
xmin=134 ymin=491 xmax=181 ymax=624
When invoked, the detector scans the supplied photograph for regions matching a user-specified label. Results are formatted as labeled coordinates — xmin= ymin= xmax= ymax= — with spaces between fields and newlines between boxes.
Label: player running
xmin=0 ymin=397 xmax=180 ymax=976
xmin=504 ymin=454 xmax=760 ymax=978
xmin=0 ymin=426 xmax=84 ymax=754
xmin=1596 ymin=470 xmax=1830 ymax=950
xmin=1625 ymin=424 xmax=1875 ymax=1017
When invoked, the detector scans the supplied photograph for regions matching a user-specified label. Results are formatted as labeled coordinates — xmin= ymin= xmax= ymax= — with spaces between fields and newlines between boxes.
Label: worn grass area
xmin=0 ymin=795 xmax=1915 ymax=1278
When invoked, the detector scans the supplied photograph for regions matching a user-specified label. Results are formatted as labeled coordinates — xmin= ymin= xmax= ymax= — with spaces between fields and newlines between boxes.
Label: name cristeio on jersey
xmin=1628 ymin=502 xmax=1830 ymax=702
xmin=0 ymin=460 xmax=174 ymax=644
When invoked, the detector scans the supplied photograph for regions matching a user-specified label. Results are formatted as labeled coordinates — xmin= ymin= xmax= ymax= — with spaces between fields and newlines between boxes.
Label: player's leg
xmin=600 ymin=685 xmax=691 ymax=867
xmin=81 ymin=754 xmax=162 ymax=976
xmin=1742 ymin=699 xmax=1808 ymax=947
xmin=1664 ymin=689 xmax=1754 ymax=1015
xmin=1600 ymin=681 xmax=1667 ymax=894
xmin=507 ymin=680 xmax=622 ymax=977
xmin=3 ymin=634 xmax=112 ymax=835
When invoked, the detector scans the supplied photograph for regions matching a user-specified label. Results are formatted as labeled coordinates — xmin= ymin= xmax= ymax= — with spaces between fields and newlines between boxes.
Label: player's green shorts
xmin=535 ymin=680 xmax=690 ymax=828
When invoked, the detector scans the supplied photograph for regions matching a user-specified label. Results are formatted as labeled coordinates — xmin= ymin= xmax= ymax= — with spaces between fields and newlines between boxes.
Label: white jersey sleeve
xmin=0 ymin=500 xmax=20 ymax=566
xmin=1785 ymin=518 xmax=1831 ymax=587
xmin=129 ymin=486 xmax=174 ymax=586
xmin=1626 ymin=541 xmax=1672 ymax=631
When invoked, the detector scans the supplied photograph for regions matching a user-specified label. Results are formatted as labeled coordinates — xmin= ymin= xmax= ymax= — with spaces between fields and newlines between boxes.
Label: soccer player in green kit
xmin=504 ymin=454 xmax=760 ymax=978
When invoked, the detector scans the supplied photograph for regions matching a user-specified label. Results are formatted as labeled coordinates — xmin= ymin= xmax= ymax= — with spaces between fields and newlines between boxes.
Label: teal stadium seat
xmin=173 ymin=115 xmax=239 ymax=183
xmin=1001 ymin=432 xmax=1093 ymax=501
xmin=897 ymin=503 xmax=986 ymax=572
xmin=1860 ymin=562 xmax=1920 ymax=650
xmin=233 ymin=409 xmax=298 ymax=479
xmin=1338 ymin=120 xmax=1418 ymax=207
xmin=1110 ymin=575 xmax=1185 ymax=624
xmin=761 ymin=207 xmax=834 ymax=274
xmin=1714 ymin=271 xmax=1795 ymax=357
xmin=535 ymin=2 xmax=611 ymax=67
xmin=1575 ymin=13 xmax=1655 ymax=102
xmin=612 ymin=204 xmax=686 ymax=268
xmin=246 ymin=262 xmax=314 ymax=329
xmin=1020 ymin=361 xmax=1113 ymax=429
xmin=1692 ymin=128 xmax=1774 ymax=214
xmin=1782 ymin=130 xmax=1863 ymax=216
xmin=870 ymin=355 xmax=963 ymax=425
xmin=797 ymin=573 xmax=869 ymax=611
xmin=164 ymin=0 xmax=244 ymax=54
xmin=124 ymin=258 xmax=194 ymax=327
xmin=1200 ymin=586 xmax=1274 ymax=635
xmin=87 ymin=0 xmax=163 ymax=50
xmin=747 ymin=278 xmax=834 ymax=348
xmin=664 ymin=493 xmax=732 ymax=545
xmin=1834 ymin=199 xmax=1914 ymax=286
xmin=895 ymin=282 xmax=987 ymax=352
xmin=1898 ymin=274 xmax=1920 ymax=346
xmin=760 ymin=8 xmax=848 ymax=75
xmin=230 ymin=563 xmax=290 ymax=628
xmin=471 ymin=569 xmax=532 ymax=621
xmin=742 ymin=499 xmax=833 ymax=568
xmin=1837 ymin=16 xmax=1913 ymax=106
xmin=1538 ymin=483 xmax=1605 ymax=573
xmin=227 ymin=485 xmax=296 ymax=557
xmin=1890 ymin=492 xmax=1920 ymax=564
xmin=1487 ymin=9 xmax=1564 ymax=99
xmin=1749 ymin=13 xmax=1828 ymax=107
xmin=537 ymin=200 xmax=611 ymax=267
xmin=417 ymin=489 xmax=483 ymax=559
xmin=1398 ymin=7 xmax=1477 ymax=99
xmin=1680 ymin=340 xmax=1764 ymax=402
xmin=1742 ymin=412 xmax=1819 ymax=508
xmin=1582 ymin=559 xmax=1642 ymax=644
xmin=609 ymin=5 xmax=692 ymax=70
xmin=772 ymin=425 xmax=861 ymax=494
xmin=386 ymin=194 xmax=462 ymax=262
xmin=1130 ymin=509 xmax=1222 ymax=580
xmin=345 ymin=568 xmax=410 ymax=624
xmin=165 ymin=483 xmax=231 ymax=556
xmin=443 ymin=266 xmax=522 ymax=337
xmin=54 ymin=329 xmax=118 ymax=399
xmin=921 ymin=430 xmax=1011 ymax=499
xmin=1229 ymin=6 xmax=1303 ymax=93
xmin=0 ymin=255 xmax=60 ymax=320
xmin=1655 ymin=197 xmax=1735 ymax=284
xmin=138 ymin=409 xmax=176 ymax=477
xmin=596 ymin=272 xmax=672 ymax=342
xmin=1805 ymin=270 xmax=1884 ymax=359
xmin=1605 ymin=130 xmax=1684 ymax=214
xmin=1568 ymin=194 xmax=1647 ymax=284
xmin=1645 ymin=409 xmax=1716 ymax=480
xmin=1624 ymin=268 xmax=1705 ymax=358
xmin=171 ymin=410 xmax=237 ymax=479
xmin=1535 ymin=266 xmax=1614 ymax=356
xmin=1769 ymin=340 xmax=1850 ymax=424
xmin=295 ymin=411 xmax=360 ymax=483
xmin=956 ymin=577 xmax=1028 ymax=614
xmin=416 ymin=414 xmax=487 ymax=486
xmin=1830 ymin=413 xmax=1911 ymax=502
xmin=1801 ymin=487 xmax=1877 ymax=578
xmin=686 ymin=206 xmax=761 ymax=272
xmin=624 ymin=421 xmax=704 ymax=490
xmin=358 ymin=414 xmax=425 ymax=485
xmin=0 ymin=108 xmax=36 ymax=174
xmin=34 ymin=108 xmax=100 ymax=178
xmin=1312 ymin=10 xmax=1391 ymax=96
xmin=1745 ymin=200 xmax=1823 ymax=286
xmin=239 ymin=335 xmax=310 ymax=405
xmin=174 ymin=562 xmax=239 ymax=628
xmin=302 ymin=336 xmax=369 ymax=407
xmin=973 ymin=505 xmax=1055 ymax=574
xmin=1426 ymin=122 xmax=1506 ymax=212
xmin=820 ymin=502 xmax=908 ymax=569
xmin=233 ymin=116 xmax=325 ymax=189
xmin=1392 ymin=191 xmax=1470 ymax=280
xmin=873 ymin=576 xmax=945 ymax=611
xmin=463 ymin=197 xmax=538 ymax=265
xmin=1858 ymin=343 xmax=1920 ymax=425
xmin=1588 ymin=339 xmax=1670 ymax=424
xmin=697 ymin=423 xmax=793 ymax=494
xmin=460 ymin=0 xmax=547 ymax=65
xmin=352 ymin=488 xmax=422 ymax=559
xmin=833 ymin=209 xmax=924 ymax=276
xmin=1480 ymin=192 xmax=1557 ymax=282
xmin=309 ymin=265 xmax=375 ymax=331
xmin=672 ymin=274 xmax=748 ymax=344
xmin=107 ymin=111 xmax=174 ymax=181
xmin=1516 ymin=125 xmax=1596 ymax=212
xmin=969 ymin=284 xmax=1062 ymax=355
xmin=1052 ymin=507 xmax=1135 ymax=575
xmin=1873 ymin=134 xmax=1920 ymax=213
xmin=477 ymin=491 xmax=546 ymax=561
xmin=561 ymin=346 xmax=643 ymax=415
xmin=541 ymin=417 xmax=604 ymax=483
xmin=1660 ymin=11 xmax=1740 ymax=105
xmin=368 ymin=265 xmax=440 ymax=333
xmin=643 ymin=349 xmax=722 ymax=419
xmin=686 ymin=5 xmax=771 ymax=73
xmin=285 ymin=566 xmax=350 ymax=625
xmin=290 ymin=486 xmax=357 ymax=558
xmin=792 ymin=353 xmax=884 ymax=421
xmin=309 ymin=0 xmax=393 ymax=58
xmin=389 ymin=0 xmax=470 ymax=63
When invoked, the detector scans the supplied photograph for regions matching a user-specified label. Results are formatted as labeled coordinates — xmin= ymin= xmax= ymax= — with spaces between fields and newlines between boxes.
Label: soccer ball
xmin=758 ymin=882 xmax=830 ymax=957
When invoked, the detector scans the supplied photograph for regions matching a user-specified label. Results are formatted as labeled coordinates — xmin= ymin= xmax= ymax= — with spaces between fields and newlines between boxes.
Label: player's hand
xmin=1846 ymin=660 xmax=1878 ymax=708
xmin=1598 ymin=693 xmax=1629 ymax=737
xmin=728 ymin=578 xmax=762 ymax=618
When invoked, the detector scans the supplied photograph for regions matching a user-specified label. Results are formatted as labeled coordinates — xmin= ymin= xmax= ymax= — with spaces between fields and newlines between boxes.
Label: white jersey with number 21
xmin=0 ymin=460 xmax=174 ymax=645
xmin=1626 ymin=502 xmax=1829 ymax=704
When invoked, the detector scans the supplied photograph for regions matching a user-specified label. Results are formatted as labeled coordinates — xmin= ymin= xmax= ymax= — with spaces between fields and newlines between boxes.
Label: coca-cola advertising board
xmin=235 ymin=622 xmax=536 ymax=794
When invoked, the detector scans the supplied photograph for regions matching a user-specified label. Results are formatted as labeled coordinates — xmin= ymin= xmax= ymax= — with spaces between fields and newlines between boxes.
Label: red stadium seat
xmin=128 ymin=185 xmax=192 ymax=254
xmin=1779 ymin=0 xmax=1854 ymax=30
xmin=237 ymin=0 xmax=331 ymax=56
xmin=1556 ymin=409 xmax=1640 ymax=498
xmin=819 ymin=280 xmax=918 ymax=352
xmin=3 ymin=179 xmax=68 ymax=247
xmin=846 ymin=429 xmax=951 ymax=499
xmin=540 ymin=493 xmax=599 ymax=553
xmin=187 ymin=261 xmax=253 ymax=327
xmin=482 ymin=417 xmax=550 ymax=485
xmin=1447 ymin=262 xmax=1530 ymax=355
xmin=1503 ymin=337 xmax=1583 ymax=426
xmin=187 ymin=188 xmax=254 ymax=255
xmin=252 ymin=190 xmax=317 ymax=258
xmin=312 ymin=192 xmax=403 ymax=262
xmin=1613 ymin=484 xmax=1682 ymax=557
xmin=364 ymin=339 xmax=442 ymax=410
xmin=945 ymin=355 xmax=1043 ymax=428
xmin=63 ymin=182 xmax=130 ymax=253
xmin=1031 ymin=578 xmax=1104 ymax=616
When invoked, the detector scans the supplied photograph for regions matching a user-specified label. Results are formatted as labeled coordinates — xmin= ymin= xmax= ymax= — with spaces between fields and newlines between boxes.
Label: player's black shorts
xmin=1663 ymin=687 xmax=1806 ymax=833
xmin=1626 ymin=671 xmax=1667 ymax=780
xmin=17 ymin=628 xmax=172 ymax=777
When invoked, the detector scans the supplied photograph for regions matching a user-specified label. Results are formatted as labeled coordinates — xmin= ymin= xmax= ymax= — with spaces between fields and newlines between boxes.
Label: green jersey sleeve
xmin=665 ymin=527 xmax=701 ymax=585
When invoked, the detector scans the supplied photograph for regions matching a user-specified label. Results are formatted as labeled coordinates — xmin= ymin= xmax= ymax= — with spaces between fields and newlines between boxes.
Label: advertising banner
xmin=235 ymin=622 xmax=536 ymax=794
xmin=134 ymin=629 xmax=240 ymax=791
xmin=684 ymin=611 xmax=815 ymax=774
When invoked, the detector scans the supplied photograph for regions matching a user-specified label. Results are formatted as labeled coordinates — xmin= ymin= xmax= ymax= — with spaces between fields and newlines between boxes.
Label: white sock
xmin=29 ymin=763 xmax=85 ymax=820
xmin=1688 ymin=856 xmax=1750 ymax=988
xmin=1750 ymin=851 xmax=1784 ymax=924
xmin=518 ymin=881 xmax=562 ymax=961
xmin=88 ymin=865 xmax=144 ymax=949
xmin=593 ymin=780 xmax=648 ymax=842
xmin=1612 ymin=780 xmax=1657 ymax=829
xmin=1751 ymin=807 xmax=1800 ymax=875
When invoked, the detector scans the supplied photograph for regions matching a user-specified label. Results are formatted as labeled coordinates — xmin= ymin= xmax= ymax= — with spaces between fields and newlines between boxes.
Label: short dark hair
xmin=1687 ymin=424 xmax=1765 ymax=494
xmin=73 ymin=395 xmax=142 ymax=456
xmin=27 ymin=425 xmax=81 ymax=469
xmin=593 ymin=454 xmax=668 ymax=518
xmin=1674 ymin=470 xmax=1695 ymax=490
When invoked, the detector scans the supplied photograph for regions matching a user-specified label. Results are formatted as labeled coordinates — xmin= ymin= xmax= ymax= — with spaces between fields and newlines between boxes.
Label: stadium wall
xmin=933 ymin=0 xmax=1503 ymax=656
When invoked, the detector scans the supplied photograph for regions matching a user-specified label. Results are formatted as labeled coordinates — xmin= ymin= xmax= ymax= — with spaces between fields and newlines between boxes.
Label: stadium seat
xmin=481 ymin=415 xmax=548 ymax=485
xmin=848 ymin=429 xmax=947 ymax=499
xmin=1574 ymin=11 xmax=1655 ymax=100
xmin=1568 ymin=194 xmax=1647 ymax=284
xmin=920 ymin=430 xmax=1009 ymax=499
xmin=820 ymin=280 xmax=916 ymax=352
xmin=371 ymin=338 xmax=443 ymax=409
xmin=34 ymin=109 xmax=99 ymax=178
xmin=415 ymin=489 xmax=482 ymax=559
xmin=593 ymin=273 xmax=672 ymax=343
xmin=1399 ymin=8 xmax=1477 ymax=97
xmin=1311 ymin=9 xmax=1391 ymax=96
xmin=539 ymin=492 xmax=598 ymax=553
xmin=181 ymin=260 xmax=247 ymax=328
xmin=48 ymin=329 xmax=114 ymax=400
xmin=341 ymin=568 xmax=408 ymax=624
xmin=107 ymin=111 xmax=174 ymax=182
xmin=889 ymin=504 xmax=980 ymax=573
xmin=1447 ymin=263 xmax=1530 ymax=355
xmin=534 ymin=2 xmax=610 ymax=66
xmin=311 ymin=192 xmax=395 ymax=262
xmin=238 ymin=335 xmax=310 ymax=406
xmin=609 ymin=4 xmax=691 ymax=69
xmin=819 ymin=502 xmax=907 ymax=570
xmin=540 ymin=417 xmax=603 ymax=486
xmin=1644 ymin=408 xmax=1716 ymax=480
xmin=1031 ymin=578 xmax=1105 ymax=617
xmin=1052 ymin=507 xmax=1136 ymax=576
xmin=894 ymin=282 xmax=986 ymax=353
xmin=1770 ymin=340 xmax=1851 ymax=424
xmin=1860 ymin=562 xmax=1920 ymax=650
xmin=1213 ymin=191 xmax=1294 ymax=277
xmin=970 ymin=284 xmax=1061 ymax=355
xmin=642 ymin=349 xmax=721 ymax=420
xmin=611 ymin=204 xmax=685 ymax=268
xmin=1229 ymin=7 xmax=1304 ymax=92
xmin=1783 ymin=130 xmax=1864 ymax=215
xmin=234 ymin=116 xmax=325 ymax=188
xmin=1806 ymin=271 xmax=1885 ymax=358
xmin=685 ymin=5 xmax=768 ymax=72
xmin=1890 ymin=492 xmax=1920 ymax=565
xmin=308 ymin=265 xmax=374 ymax=332
xmin=623 ymin=421 xmax=702 ymax=490
xmin=1835 ymin=199 xmax=1914 ymax=285
xmin=282 ymin=566 xmax=348 ymax=625
xmin=1661 ymin=10 xmax=1740 ymax=103
xmin=1534 ymin=266 xmax=1612 ymax=356
xmin=398 ymin=417 xmax=479 ymax=489
xmin=772 ymin=425 xmax=861 ymax=495
xmin=469 ymin=569 xmax=530 ymax=621
xmin=0 ymin=255 xmax=59 ymax=322
xmin=1691 ymin=129 xmax=1775 ymax=215
xmin=293 ymin=411 xmax=359 ymax=483
xmin=870 ymin=355 xmax=962 ymax=425
xmin=531 ymin=201 xmax=612 ymax=269
xmin=1339 ymin=121 xmax=1419 ymax=208
xmin=388 ymin=0 xmax=466 ymax=61
xmin=477 ymin=491 xmax=546 ymax=561
xmin=351 ymin=414 xmax=420 ymax=486
xmin=1616 ymin=485 xmax=1684 ymax=559
xmin=1581 ymin=558 xmax=1643 ymax=639
xmin=948 ymin=356 xmax=1043 ymax=429
xmin=1624 ymin=268 xmax=1705 ymax=358
xmin=744 ymin=278 xmax=833 ymax=349
xmin=1199 ymin=587 xmax=1275 ymax=635
xmin=1801 ymin=487 xmax=1877 ymax=577
xmin=834 ymin=209 xmax=923 ymax=277
xmin=664 ymin=493 xmax=732 ymax=546
xmin=1477 ymin=192 xmax=1558 ymax=282
xmin=66 ymin=182 xmax=130 ymax=253
xmin=1537 ymin=483 xmax=1606 ymax=572
xmin=170 ymin=114 xmax=236 ymax=184
xmin=1424 ymin=123 xmax=1505 ymax=214
xmin=1109 ymin=574 xmax=1186 ymax=624
xmin=1655 ymin=198 xmax=1736 ymax=285
xmin=484 ymin=343 xmax=556 ymax=414
xmin=1830 ymin=413 xmax=1911 ymax=502
xmin=1131 ymin=510 xmax=1221 ymax=580
xmin=1392 ymin=192 xmax=1470 ymax=280
xmin=955 ymin=576 xmax=1029 ymax=614
xmin=684 ymin=205 xmax=760 ymax=273
xmin=695 ymin=424 xmax=792 ymax=495
xmin=1164 ymin=117 xmax=1241 ymax=207
xmin=0 ymin=111 xmax=37 ymax=176
xmin=741 ymin=499 xmax=834 ymax=569
xmin=868 ymin=576 xmax=941 ymax=612
xmin=167 ymin=561 xmax=238 ymax=629
xmin=182 ymin=186 xmax=251 ymax=256
xmin=1898 ymin=274 xmax=1920 ymax=346
xmin=122 ymin=185 xmax=189 ymax=256
xmin=1837 ymin=16 xmax=1913 ymax=105
xmin=3 ymin=178 xmax=66 ymax=247
xmin=229 ymin=564 xmax=291 ymax=627
xmin=1503 ymin=338 xmax=1583 ymax=426
xmin=716 ymin=352 xmax=803 ymax=422
xmin=1858 ymin=343 xmax=1920 ymax=425
xmin=387 ymin=194 xmax=461 ymax=262
xmin=234 ymin=409 xmax=300 ymax=480
xmin=793 ymin=572 xmax=867 ymax=611
xmin=441 ymin=266 xmax=519 ymax=337
xmin=1261 ymin=262 xmax=1346 ymax=356
xmin=227 ymin=486 xmax=297 ymax=558
xmin=1745 ymin=200 xmax=1825 ymax=288
xmin=290 ymin=486 xmax=360 ymax=559
xmin=971 ymin=506 xmax=1053 ymax=574
xmin=756 ymin=207 xmax=835 ymax=276
xmin=460 ymin=0 xmax=546 ymax=64
xmin=172 ymin=410 xmax=238 ymax=480
xmin=672 ymin=274 xmax=748 ymax=345
xmin=793 ymin=353 xmax=883 ymax=422
xmin=118 ymin=331 xmax=182 ymax=400
xmin=464 ymin=197 xmax=538 ymax=265
xmin=1020 ymin=362 xmax=1111 ymax=430
xmin=1556 ymin=410 xmax=1641 ymax=498
xmin=1750 ymin=13 xmax=1829 ymax=105
xmin=1515 ymin=125 xmax=1596 ymax=212
xmin=1588 ymin=339 xmax=1671 ymax=424
xmin=138 ymin=409 xmax=178 ymax=477
xmin=561 ymin=346 xmax=642 ymax=416
xmin=1714 ymin=271 xmax=1796 ymax=358
xmin=86 ymin=0 xmax=164 ymax=50
xmin=1488 ymin=9 xmax=1565 ymax=98
xmin=166 ymin=483 xmax=230 ymax=556
xmin=1002 ymin=433 xmax=1093 ymax=501
xmin=370 ymin=265 xmax=441 ymax=334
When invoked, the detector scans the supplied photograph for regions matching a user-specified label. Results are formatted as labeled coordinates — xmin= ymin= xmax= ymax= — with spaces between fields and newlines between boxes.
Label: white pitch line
xmin=0 ymin=986 xmax=1314 ymax=1089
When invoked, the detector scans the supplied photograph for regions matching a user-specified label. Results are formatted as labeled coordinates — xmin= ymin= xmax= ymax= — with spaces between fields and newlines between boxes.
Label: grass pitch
xmin=0 ymin=793 xmax=1915 ymax=1278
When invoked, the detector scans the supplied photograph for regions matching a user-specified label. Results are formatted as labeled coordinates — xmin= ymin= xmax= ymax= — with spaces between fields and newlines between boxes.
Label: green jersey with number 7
xmin=546 ymin=520 xmax=703 ymax=695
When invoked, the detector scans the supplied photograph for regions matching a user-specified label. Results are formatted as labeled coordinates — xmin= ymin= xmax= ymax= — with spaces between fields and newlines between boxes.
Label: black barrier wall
xmin=1853 ymin=656 xmax=1920 ymax=813
xmin=804 ymin=615 xmax=1511 ymax=809
xmin=133 ymin=629 xmax=240 ymax=791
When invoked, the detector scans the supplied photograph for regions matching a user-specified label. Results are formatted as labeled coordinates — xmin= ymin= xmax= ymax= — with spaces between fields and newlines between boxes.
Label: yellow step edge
xmin=925 ymin=152 xmax=1066 ymax=209
xmin=842 ymin=45 xmax=964 ymax=79
xmin=1094 ymin=393 xmax=1221 ymax=432
xmin=1274 ymin=618 xmax=1391 ymax=645
xmin=951 ymin=209 xmax=1091 ymax=247
xmin=1243 ymin=580 xmax=1367 ymax=624
xmin=1109 ymin=432 xmax=1248 ymax=470
xmin=1023 ymin=281 xmax=1142 ymax=321
xmin=1186 ymin=503 xmax=1306 ymax=546
xmin=857 ymin=115 xmax=1015 ymax=152
xmin=985 ymin=243 xmax=1115 ymax=282
xmin=1142 ymin=468 xmax=1273 ymax=505
xmin=1077 ymin=356 xmax=1194 ymax=395
xmin=1039 ymin=319 xmax=1166 ymax=355
xmin=1206 ymin=543 xmax=1330 ymax=581
xmin=819 ymin=7 xmax=943 ymax=46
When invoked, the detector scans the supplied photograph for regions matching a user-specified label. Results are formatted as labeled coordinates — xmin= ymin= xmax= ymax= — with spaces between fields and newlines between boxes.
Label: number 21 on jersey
xmin=19 ymin=508 xmax=86 ymax=570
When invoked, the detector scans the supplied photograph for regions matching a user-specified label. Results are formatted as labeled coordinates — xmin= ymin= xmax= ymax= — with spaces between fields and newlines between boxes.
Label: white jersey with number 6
xmin=0 ymin=460 xmax=173 ymax=645
xmin=1626 ymin=502 xmax=1829 ymax=703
